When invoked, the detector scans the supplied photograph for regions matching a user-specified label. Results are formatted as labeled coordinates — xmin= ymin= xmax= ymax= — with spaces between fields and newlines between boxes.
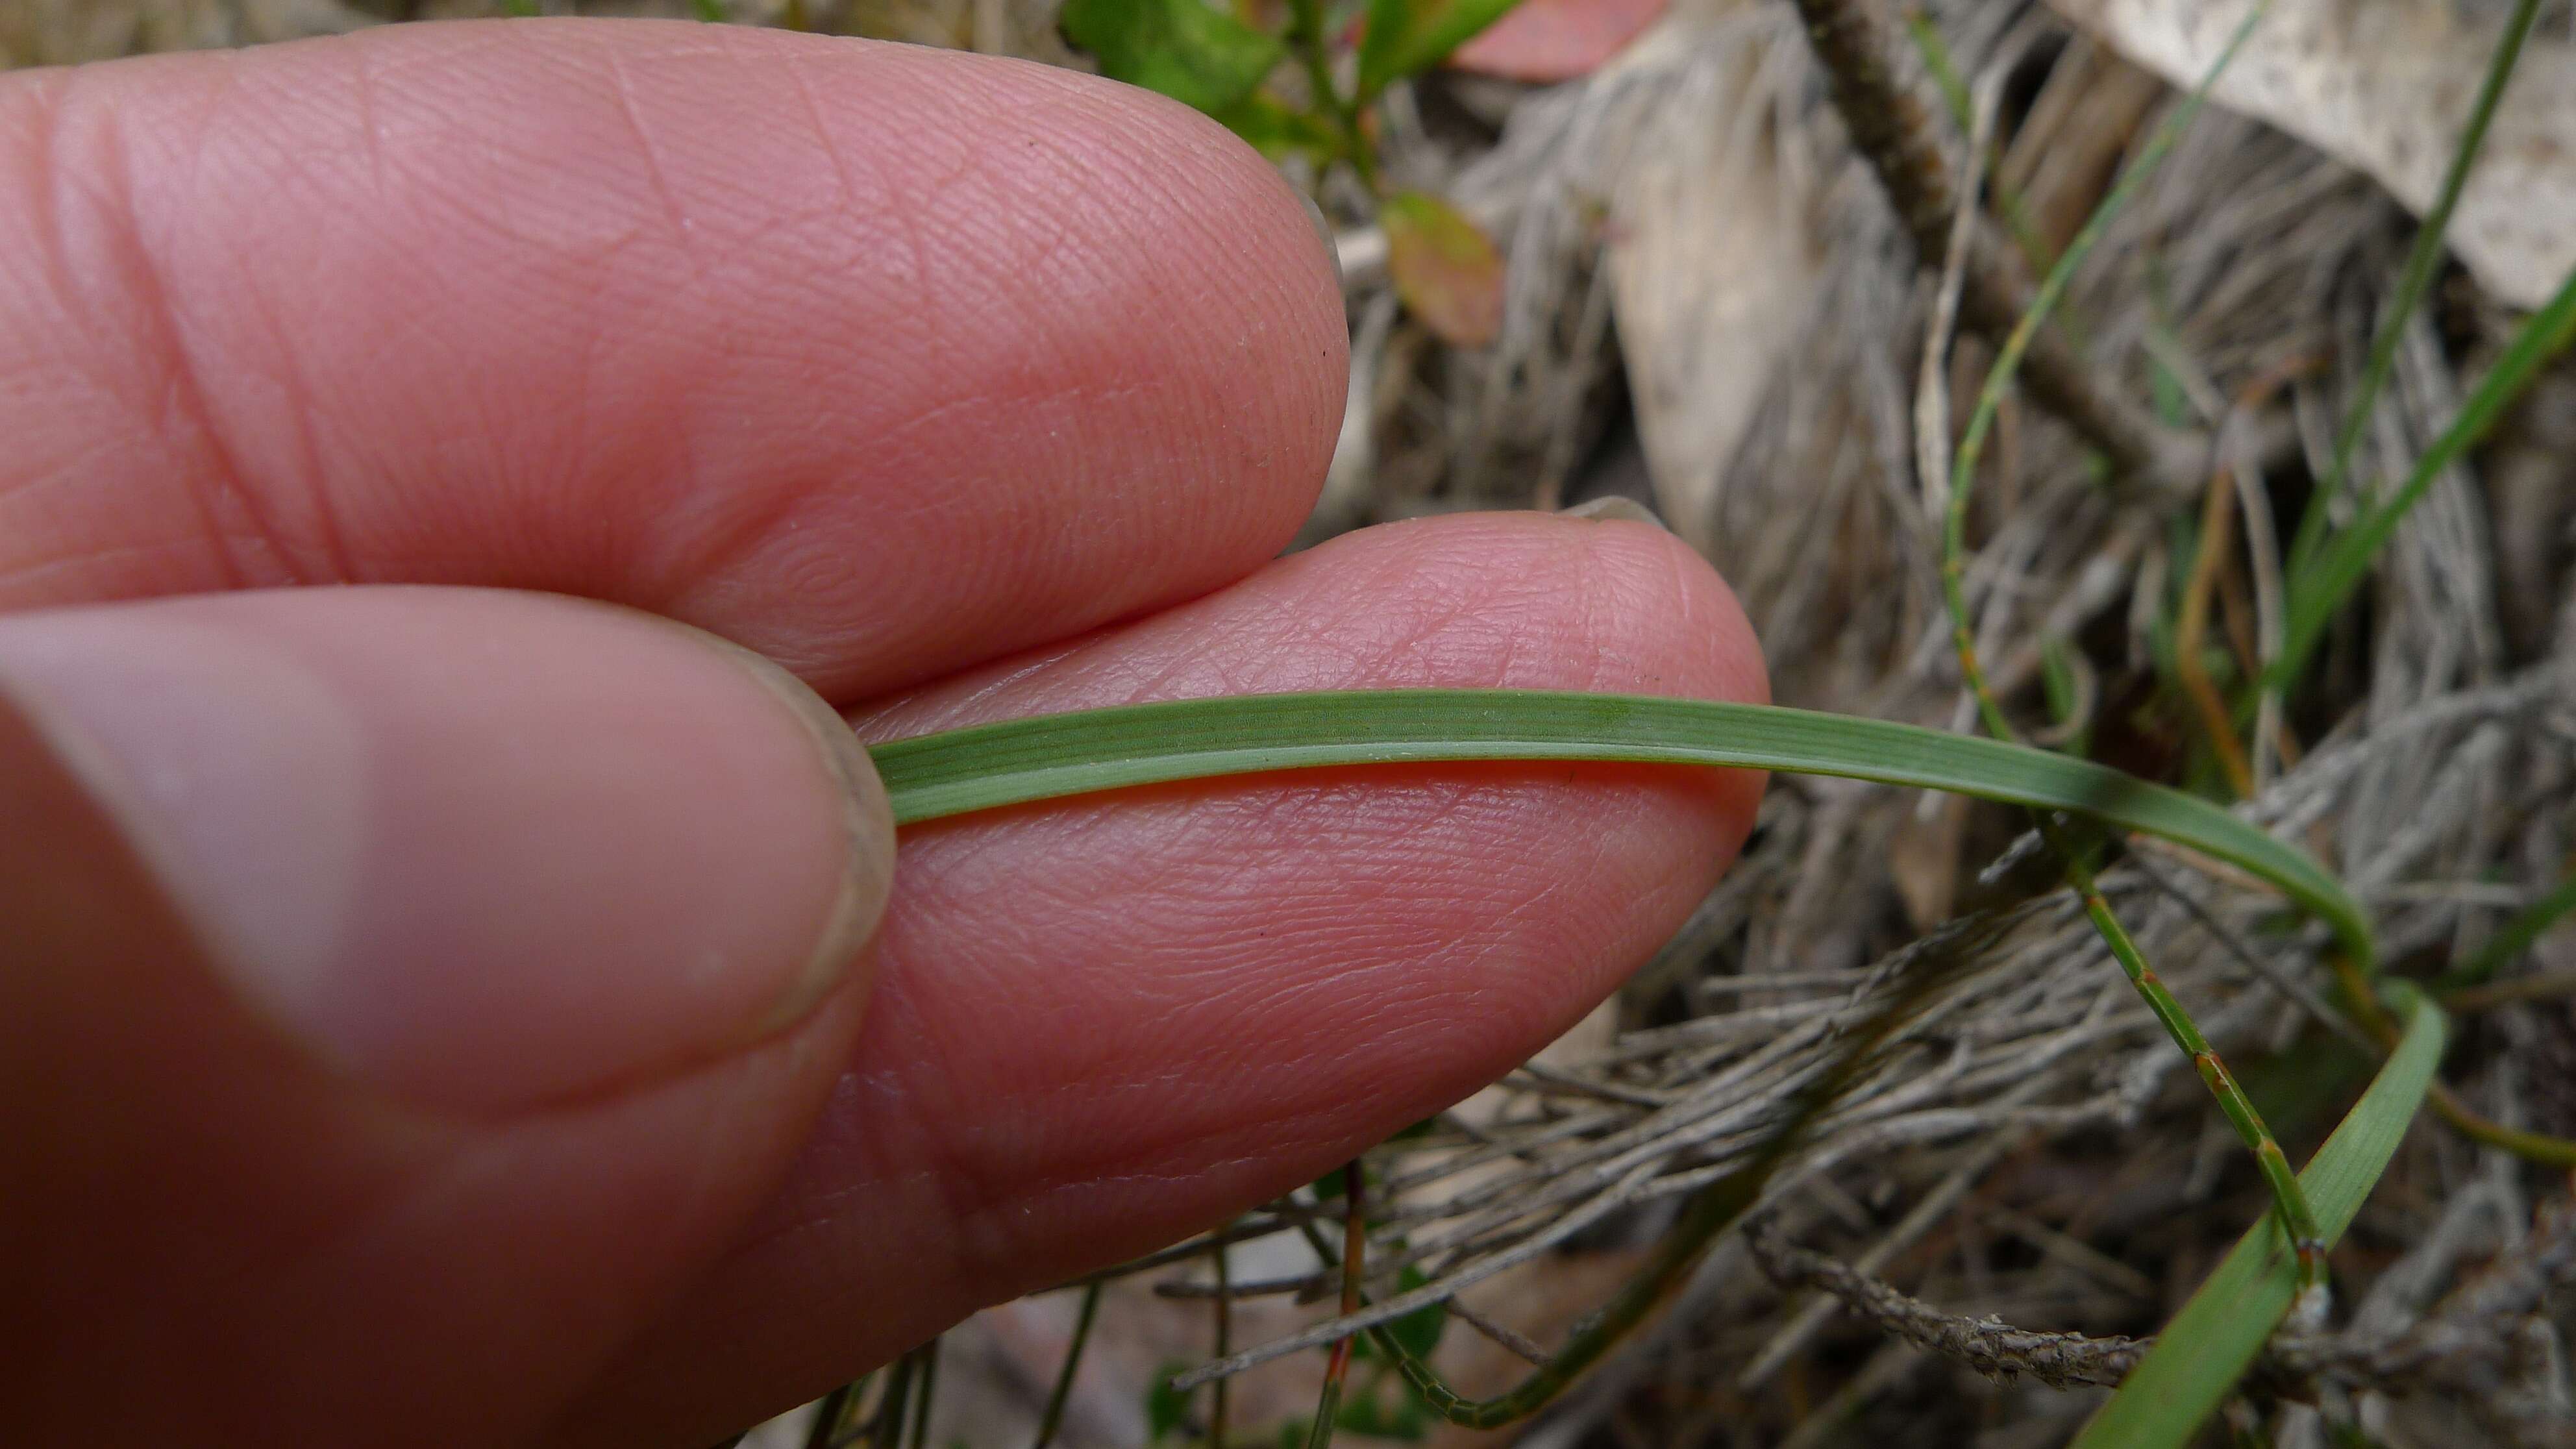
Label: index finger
xmin=0 ymin=21 xmax=1346 ymax=697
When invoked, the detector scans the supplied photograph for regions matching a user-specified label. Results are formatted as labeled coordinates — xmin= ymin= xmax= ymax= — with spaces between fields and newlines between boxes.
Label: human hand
xmin=0 ymin=20 xmax=1766 ymax=1446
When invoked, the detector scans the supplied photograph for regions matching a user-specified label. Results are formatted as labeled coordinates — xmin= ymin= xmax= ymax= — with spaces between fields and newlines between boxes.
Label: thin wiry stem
xmin=1211 ymin=1232 xmax=1232 ymax=1449
xmin=868 ymin=1352 xmax=916 ymax=1449
xmin=2442 ymin=967 xmax=2576 ymax=1013
xmin=1926 ymin=0 xmax=2328 ymax=1302
xmin=1789 ymin=0 xmax=2188 ymax=488
xmin=802 ymin=1375 xmax=869 ymax=1449
xmin=1285 ymin=0 xmax=1374 ymax=191
xmin=1030 ymin=1285 xmax=1101 ymax=1449
xmin=1306 ymin=1164 xmax=1367 ymax=1449
xmin=2125 ymin=850 xmax=2375 ymax=1056
xmin=904 ymin=1337 xmax=939 ymax=1449
xmin=2062 ymin=846 xmax=2329 ymax=1298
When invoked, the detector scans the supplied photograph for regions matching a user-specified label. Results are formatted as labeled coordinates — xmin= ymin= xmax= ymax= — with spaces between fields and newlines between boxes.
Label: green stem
xmin=1899 ymin=6 xmax=2050 ymax=275
xmin=1790 ymin=0 xmax=2173 ymax=481
xmin=1030 ymin=1285 xmax=1102 ymax=1449
xmin=2334 ymin=956 xmax=2576 ymax=1169
xmin=2061 ymin=845 xmax=2327 ymax=1295
xmin=1211 ymin=1230 xmax=1232 ymax=1449
xmin=904 ymin=1337 xmax=940 ymax=1449
xmin=1929 ymin=0 xmax=2325 ymax=1304
xmin=870 ymin=1353 xmax=916 ymax=1449
xmin=1946 ymin=1 xmax=2268 ymax=532
xmin=804 ymin=1374 xmax=873 ymax=1449
xmin=2071 ymin=988 xmax=2448 ymax=1448
xmin=1285 ymin=0 xmax=1374 ymax=190
xmin=1306 ymin=1162 xmax=1366 ymax=1449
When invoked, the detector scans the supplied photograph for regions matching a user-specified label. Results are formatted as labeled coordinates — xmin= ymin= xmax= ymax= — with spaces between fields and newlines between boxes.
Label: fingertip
xmin=545 ymin=512 xmax=1776 ymax=1442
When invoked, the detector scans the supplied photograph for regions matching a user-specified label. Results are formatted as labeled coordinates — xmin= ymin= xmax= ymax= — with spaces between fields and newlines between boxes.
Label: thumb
xmin=0 ymin=586 xmax=893 ymax=1446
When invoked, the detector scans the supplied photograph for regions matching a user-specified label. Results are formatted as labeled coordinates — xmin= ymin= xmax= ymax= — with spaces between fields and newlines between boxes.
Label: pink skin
xmin=0 ymin=21 xmax=1767 ymax=1448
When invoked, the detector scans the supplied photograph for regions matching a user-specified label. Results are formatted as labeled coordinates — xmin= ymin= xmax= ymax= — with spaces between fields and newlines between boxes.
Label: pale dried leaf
xmin=2048 ymin=0 xmax=2576 ymax=309
xmin=1603 ymin=0 xmax=1822 ymax=553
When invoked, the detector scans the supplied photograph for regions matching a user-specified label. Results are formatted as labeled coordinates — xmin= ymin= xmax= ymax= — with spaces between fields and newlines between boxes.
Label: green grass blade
xmin=2070 ymin=987 xmax=2447 ymax=1449
xmin=2273 ymin=262 xmax=2576 ymax=688
xmin=867 ymin=689 xmax=2368 ymax=966
xmin=2442 ymin=868 xmax=2576 ymax=990
xmin=2286 ymin=0 xmax=2544 ymax=576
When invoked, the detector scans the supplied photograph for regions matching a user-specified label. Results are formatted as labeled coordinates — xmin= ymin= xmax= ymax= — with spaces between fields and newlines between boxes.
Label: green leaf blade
xmin=2275 ymin=258 xmax=2576 ymax=689
xmin=1212 ymin=92 xmax=1343 ymax=161
xmin=866 ymin=689 xmax=2368 ymax=967
xmin=1061 ymin=0 xmax=1285 ymax=114
xmin=1143 ymin=1359 xmax=1195 ymax=1443
xmin=1358 ymin=0 xmax=1524 ymax=97
xmin=2071 ymin=989 xmax=2447 ymax=1449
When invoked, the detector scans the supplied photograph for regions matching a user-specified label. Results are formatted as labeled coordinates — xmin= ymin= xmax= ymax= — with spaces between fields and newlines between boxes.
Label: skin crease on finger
xmin=559 ymin=512 xmax=1770 ymax=1447
xmin=0 ymin=21 xmax=1345 ymax=699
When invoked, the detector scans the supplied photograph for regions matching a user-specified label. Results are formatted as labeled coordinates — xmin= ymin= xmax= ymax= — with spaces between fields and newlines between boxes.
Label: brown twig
xmin=1744 ymin=1215 xmax=2151 ymax=1389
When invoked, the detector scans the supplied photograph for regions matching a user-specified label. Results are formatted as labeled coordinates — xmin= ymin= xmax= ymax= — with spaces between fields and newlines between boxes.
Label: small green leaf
xmin=1333 ymin=1373 xmax=1432 ymax=1441
xmin=1380 ymin=192 xmax=1504 ymax=349
xmin=1215 ymin=93 xmax=1343 ymax=162
xmin=1145 ymin=1359 xmax=1196 ymax=1442
xmin=1358 ymin=0 xmax=1525 ymax=97
xmin=1061 ymin=0 xmax=1286 ymax=115
xmin=690 ymin=0 xmax=726 ymax=19
xmin=1382 ymin=1267 xmax=1446 ymax=1359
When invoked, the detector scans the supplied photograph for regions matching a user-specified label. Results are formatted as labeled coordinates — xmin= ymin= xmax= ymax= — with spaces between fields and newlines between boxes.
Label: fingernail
xmin=699 ymin=629 xmax=897 ymax=1041
xmin=1299 ymin=190 xmax=1346 ymax=293
xmin=1557 ymin=496 xmax=1668 ymax=529
xmin=0 ymin=589 xmax=895 ymax=1113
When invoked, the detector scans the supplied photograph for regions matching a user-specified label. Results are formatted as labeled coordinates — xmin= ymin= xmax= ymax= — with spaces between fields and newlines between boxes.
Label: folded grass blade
xmin=868 ymin=689 xmax=2368 ymax=967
